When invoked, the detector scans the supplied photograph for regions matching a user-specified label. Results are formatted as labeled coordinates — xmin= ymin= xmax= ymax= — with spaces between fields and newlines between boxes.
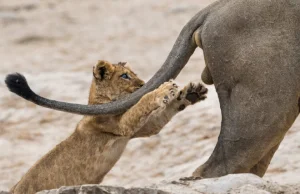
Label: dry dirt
xmin=0 ymin=0 xmax=299 ymax=192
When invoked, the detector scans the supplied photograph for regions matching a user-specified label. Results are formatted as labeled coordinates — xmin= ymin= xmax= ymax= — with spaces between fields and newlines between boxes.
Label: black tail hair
xmin=5 ymin=73 xmax=34 ymax=100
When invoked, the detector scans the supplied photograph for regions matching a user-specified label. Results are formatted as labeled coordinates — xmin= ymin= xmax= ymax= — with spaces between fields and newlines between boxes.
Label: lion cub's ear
xmin=93 ymin=60 xmax=115 ymax=80
xmin=118 ymin=62 xmax=127 ymax=66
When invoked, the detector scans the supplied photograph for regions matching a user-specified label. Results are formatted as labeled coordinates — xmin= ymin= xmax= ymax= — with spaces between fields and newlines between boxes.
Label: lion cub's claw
xmin=156 ymin=80 xmax=179 ymax=107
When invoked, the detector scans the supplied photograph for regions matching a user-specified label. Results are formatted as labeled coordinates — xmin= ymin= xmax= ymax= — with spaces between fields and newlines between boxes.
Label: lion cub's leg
xmin=118 ymin=81 xmax=179 ymax=137
xmin=134 ymin=82 xmax=208 ymax=138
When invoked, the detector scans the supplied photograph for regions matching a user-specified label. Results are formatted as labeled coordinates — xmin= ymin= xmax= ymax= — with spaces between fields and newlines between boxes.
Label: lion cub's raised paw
xmin=178 ymin=82 xmax=208 ymax=104
xmin=155 ymin=80 xmax=179 ymax=108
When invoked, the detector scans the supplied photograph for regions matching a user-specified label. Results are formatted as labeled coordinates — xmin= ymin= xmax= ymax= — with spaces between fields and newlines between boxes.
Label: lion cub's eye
xmin=120 ymin=73 xmax=130 ymax=80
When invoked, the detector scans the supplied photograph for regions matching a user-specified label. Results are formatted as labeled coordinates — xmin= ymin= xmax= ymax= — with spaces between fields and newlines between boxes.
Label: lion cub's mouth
xmin=134 ymin=86 xmax=144 ymax=92
xmin=127 ymin=86 xmax=143 ymax=93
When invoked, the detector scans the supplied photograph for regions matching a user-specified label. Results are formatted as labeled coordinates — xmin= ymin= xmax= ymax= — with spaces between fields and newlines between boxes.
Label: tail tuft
xmin=5 ymin=73 xmax=34 ymax=100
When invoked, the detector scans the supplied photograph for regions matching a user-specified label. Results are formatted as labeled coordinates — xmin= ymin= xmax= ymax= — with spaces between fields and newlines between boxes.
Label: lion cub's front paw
xmin=179 ymin=82 xmax=208 ymax=104
xmin=155 ymin=80 xmax=179 ymax=108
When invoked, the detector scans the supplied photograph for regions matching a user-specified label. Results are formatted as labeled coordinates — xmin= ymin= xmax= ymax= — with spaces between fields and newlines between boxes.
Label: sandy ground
xmin=0 ymin=0 xmax=299 ymax=191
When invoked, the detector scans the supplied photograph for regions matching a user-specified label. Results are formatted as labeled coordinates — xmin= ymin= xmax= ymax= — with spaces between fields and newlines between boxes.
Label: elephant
xmin=6 ymin=0 xmax=300 ymax=178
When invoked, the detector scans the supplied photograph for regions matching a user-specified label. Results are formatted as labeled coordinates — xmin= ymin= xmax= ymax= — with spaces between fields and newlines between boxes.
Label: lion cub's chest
xmin=86 ymin=135 xmax=129 ymax=182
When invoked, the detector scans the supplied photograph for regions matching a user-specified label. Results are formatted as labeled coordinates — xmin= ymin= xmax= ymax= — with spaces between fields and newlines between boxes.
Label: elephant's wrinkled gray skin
xmin=5 ymin=0 xmax=300 ymax=178
xmin=193 ymin=0 xmax=300 ymax=177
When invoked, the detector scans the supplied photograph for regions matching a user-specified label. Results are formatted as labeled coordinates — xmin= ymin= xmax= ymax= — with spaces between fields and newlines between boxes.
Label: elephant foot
xmin=192 ymin=137 xmax=284 ymax=178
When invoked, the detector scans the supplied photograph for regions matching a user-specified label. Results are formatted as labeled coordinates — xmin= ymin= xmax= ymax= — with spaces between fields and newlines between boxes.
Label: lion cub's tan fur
xmin=11 ymin=60 xmax=207 ymax=194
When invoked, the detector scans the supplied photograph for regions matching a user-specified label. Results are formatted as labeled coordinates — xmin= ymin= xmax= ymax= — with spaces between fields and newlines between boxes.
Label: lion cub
xmin=11 ymin=60 xmax=207 ymax=194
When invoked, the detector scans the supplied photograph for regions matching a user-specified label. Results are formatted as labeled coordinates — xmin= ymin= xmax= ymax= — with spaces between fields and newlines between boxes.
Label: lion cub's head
xmin=89 ymin=60 xmax=145 ymax=104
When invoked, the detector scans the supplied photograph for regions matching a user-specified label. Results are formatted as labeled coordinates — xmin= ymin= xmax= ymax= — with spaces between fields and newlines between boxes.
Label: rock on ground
xmin=22 ymin=174 xmax=299 ymax=194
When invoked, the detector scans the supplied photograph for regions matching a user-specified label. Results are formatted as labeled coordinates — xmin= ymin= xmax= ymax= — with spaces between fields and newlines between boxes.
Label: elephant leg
xmin=249 ymin=143 xmax=280 ymax=177
xmin=193 ymin=82 xmax=299 ymax=178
